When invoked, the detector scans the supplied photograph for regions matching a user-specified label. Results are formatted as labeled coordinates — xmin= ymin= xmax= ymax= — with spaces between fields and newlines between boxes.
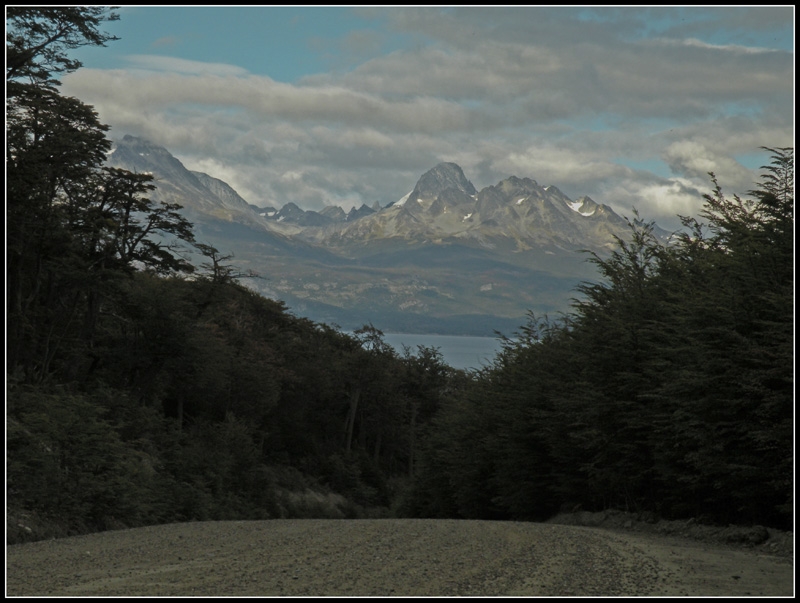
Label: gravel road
xmin=6 ymin=519 xmax=794 ymax=596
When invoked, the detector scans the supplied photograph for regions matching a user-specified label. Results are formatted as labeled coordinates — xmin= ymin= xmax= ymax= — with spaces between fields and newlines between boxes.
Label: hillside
xmin=106 ymin=136 xmax=671 ymax=333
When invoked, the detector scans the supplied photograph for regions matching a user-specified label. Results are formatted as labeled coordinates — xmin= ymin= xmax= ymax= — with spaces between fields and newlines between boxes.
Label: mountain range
xmin=106 ymin=135 xmax=668 ymax=336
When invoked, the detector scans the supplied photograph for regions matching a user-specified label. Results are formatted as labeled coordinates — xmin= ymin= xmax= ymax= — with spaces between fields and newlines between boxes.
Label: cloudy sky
xmin=62 ymin=6 xmax=794 ymax=231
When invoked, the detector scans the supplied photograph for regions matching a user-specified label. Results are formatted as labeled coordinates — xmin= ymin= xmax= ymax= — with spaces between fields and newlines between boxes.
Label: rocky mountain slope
xmin=303 ymin=163 xmax=635 ymax=258
xmin=106 ymin=136 xmax=666 ymax=335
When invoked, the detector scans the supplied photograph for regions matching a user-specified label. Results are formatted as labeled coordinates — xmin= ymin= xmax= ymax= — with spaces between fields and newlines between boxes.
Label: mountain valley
xmin=107 ymin=135 xmax=669 ymax=335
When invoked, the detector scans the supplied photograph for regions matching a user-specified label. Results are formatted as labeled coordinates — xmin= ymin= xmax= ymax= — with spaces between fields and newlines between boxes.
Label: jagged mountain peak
xmin=568 ymin=195 xmax=600 ymax=217
xmin=106 ymin=136 xmax=663 ymax=265
xmin=491 ymin=176 xmax=547 ymax=201
xmin=499 ymin=175 xmax=539 ymax=189
xmin=320 ymin=205 xmax=347 ymax=221
xmin=278 ymin=202 xmax=304 ymax=215
xmin=346 ymin=204 xmax=376 ymax=222
xmin=106 ymin=135 xmax=285 ymax=233
xmin=407 ymin=162 xmax=477 ymax=206
xmin=108 ymin=136 xmax=216 ymax=203
xmin=108 ymin=135 xmax=192 ymax=180
xmin=102 ymin=138 xmax=671 ymax=332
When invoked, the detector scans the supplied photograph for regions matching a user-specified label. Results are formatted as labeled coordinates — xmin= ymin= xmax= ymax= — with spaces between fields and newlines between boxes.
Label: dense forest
xmin=7 ymin=8 xmax=794 ymax=543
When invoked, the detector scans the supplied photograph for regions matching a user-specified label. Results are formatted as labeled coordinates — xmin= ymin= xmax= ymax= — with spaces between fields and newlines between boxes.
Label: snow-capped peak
xmin=394 ymin=191 xmax=412 ymax=207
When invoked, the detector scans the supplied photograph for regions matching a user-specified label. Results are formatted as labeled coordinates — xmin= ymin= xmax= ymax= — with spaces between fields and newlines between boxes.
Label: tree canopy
xmin=407 ymin=149 xmax=794 ymax=529
xmin=6 ymin=6 xmax=119 ymax=86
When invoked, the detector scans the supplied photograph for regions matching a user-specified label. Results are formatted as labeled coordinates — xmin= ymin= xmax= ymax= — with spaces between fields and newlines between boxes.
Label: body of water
xmin=382 ymin=333 xmax=506 ymax=370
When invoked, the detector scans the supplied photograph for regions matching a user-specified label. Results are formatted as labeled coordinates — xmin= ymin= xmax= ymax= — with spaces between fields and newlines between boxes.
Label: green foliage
xmin=6 ymin=8 xmax=195 ymax=384
xmin=7 ymin=271 xmax=455 ymax=540
xmin=7 ymin=385 xmax=162 ymax=533
xmin=407 ymin=149 xmax=794 ymax=529
xmin=6 ymin=6 xmax=119 ymax=86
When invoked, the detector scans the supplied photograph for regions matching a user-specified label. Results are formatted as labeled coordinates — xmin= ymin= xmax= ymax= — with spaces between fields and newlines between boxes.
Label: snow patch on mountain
xmin=568 ymin=200 xmax=596 ymax=217
xmin=395 ymin=192 xmax=412 ymax=207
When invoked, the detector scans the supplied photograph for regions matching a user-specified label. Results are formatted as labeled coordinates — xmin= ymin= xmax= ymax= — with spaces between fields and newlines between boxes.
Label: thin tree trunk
xmin=408 ymin=403 xmax=418 ymax=477
xmin=345 ymin=388 xmax=359 ymax=452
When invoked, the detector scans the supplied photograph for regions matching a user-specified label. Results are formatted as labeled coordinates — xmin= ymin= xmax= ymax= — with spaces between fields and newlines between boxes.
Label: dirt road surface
xmin=6 ymin=519 xmax=794 ymax=596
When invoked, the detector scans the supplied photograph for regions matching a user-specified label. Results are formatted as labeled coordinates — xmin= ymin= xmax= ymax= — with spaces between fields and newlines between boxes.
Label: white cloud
xmin=60 ymin=7 xmax=791 ymax=225
xmin=123 ymin=54 xmax=250 ymax=76
xmin=501 ymin=148 xmax=624 ymax=189
xmin=649 ymin=37 xmax=782 ymax=55
xmin=663 ymin=141 xmax=748 ymax=185
xmin=602 ymin=177 xmax=708 ymax=231
xmin=66 ymin=69 xmax=473 ymax=133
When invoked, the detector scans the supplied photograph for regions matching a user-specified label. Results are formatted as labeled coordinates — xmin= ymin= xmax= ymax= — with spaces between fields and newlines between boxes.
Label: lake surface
xmin=382 ymin=333 xmax=506 ymax=370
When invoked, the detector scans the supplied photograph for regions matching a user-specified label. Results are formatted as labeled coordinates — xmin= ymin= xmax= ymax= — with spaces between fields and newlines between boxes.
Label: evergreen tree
xmin=7 ymin=7 xmax=195 ymax=383
xmin=408 ymin=150 xmax=793 ymax=528
xmin=6 ymin=6 xmax=120 ymax=86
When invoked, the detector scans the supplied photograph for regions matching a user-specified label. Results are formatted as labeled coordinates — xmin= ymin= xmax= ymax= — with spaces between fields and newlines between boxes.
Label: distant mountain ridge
xmin=108 ymin=135 xmax=272 ymax=229
xmin=298 ymin=162 xmax=657 ymax=260
xmin=108 ymin=135 xmax=662 ymax=253
xmin=105 ymin=135 xmax=667 ymax=335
